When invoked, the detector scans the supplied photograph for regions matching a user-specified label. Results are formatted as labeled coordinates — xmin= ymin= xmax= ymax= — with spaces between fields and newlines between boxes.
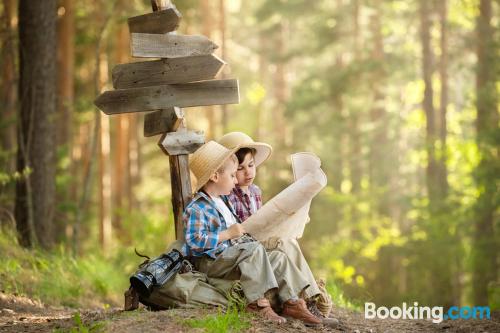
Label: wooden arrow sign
xmin=131 ymin=33 xmax=218 ymax=58
xmin=94 ymin=79 xmax=239 ymax=115
xmin=161 ymin=129 xmax=205 ymax=155
xmin=112 ymin=54 xmax=226 ymax=89
xmin=128 ymin=7 xmax=181 ymax=34
xmin=144 ymin=107 xmax=184 ymax=137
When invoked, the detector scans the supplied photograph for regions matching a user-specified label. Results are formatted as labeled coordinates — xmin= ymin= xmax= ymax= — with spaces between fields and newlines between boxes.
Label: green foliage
xmin=0 ymin=230 xmax=127 ymax=308
xmin=325 ymin=279 xmax=361 ymax=311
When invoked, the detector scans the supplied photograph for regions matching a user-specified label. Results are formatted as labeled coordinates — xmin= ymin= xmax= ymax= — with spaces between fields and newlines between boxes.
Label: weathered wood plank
xmin=128 ymin=7 xmax=181 ymax=34
xmin=159 ymin=121 xmax=193 ymax=240
xmin=169 ymin=153 xmax=192 ymax=240
xmin=144 ymin=107 xmax=184 ymax=137
xmin=112 ymin=54 xmax=226 ymax=89
xmin=94 ymin=79 xmax=239 ymax=115
xmin=130 ymin=33 xmax=218 ymax=58
xmin=161 ymin=129 xmax=204 ymax=155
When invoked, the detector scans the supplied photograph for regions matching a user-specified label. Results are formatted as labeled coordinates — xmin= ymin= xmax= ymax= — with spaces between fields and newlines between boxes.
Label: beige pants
xmin=193 ymin=241 xmax=309 ymax=303
xmin=262 ymin=238 xmax=321 ymax=299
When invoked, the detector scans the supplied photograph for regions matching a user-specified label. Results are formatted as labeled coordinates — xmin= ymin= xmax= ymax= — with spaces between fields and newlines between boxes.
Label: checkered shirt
xmin=182 ymin=191 xmax=239 ymax=259
xmin=227 ymin=184 xmax=263 ymax=222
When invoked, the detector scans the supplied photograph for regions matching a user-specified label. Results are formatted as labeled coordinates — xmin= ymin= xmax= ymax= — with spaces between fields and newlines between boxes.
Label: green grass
xmin=0 ymin=230 xmax=128 ymax=308
xmin=52 ymin=313 xmax=105 ymax=333
xmin=326 ymin=280 xmax=362 ymax=311
xmin=183 ymin=306 xmax=252 ymax=333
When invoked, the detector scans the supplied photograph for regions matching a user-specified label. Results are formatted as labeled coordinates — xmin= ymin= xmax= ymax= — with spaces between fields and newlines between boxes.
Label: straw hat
xmin=217 ymin=132 xmax=272 ymax=167
xmin=189 ymin=141 xmax=237 ymax=191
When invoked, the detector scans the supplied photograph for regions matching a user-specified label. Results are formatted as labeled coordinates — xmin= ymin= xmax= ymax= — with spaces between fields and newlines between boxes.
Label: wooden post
xmin=153 ymin=0 xmax=192 ymax=241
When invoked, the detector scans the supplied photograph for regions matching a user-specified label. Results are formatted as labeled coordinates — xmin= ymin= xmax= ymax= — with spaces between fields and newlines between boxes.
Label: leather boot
xmin=282 ymin=298 xmax=321 ymax=326
xmin=246 ymin=298 xmax=287 ymax=324
xmin=307 ymin=299 xmax=340 ymax=327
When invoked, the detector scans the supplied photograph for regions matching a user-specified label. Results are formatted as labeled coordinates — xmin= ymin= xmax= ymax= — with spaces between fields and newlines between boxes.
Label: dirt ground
xmin=1 ymin=292 xmax=498 ymax=333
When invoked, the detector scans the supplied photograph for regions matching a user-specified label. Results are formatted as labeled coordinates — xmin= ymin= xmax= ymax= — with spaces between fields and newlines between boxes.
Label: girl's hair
xmin=235 ymin=147 xmax=256 ymax=164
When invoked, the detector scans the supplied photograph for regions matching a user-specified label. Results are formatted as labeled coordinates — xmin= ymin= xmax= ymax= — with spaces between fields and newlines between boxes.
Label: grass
xmin=326 ymin=279 xmax=363 ymax=311
xmin=183 ymin=305 xmax=252 ymax=333
xmin=0 ymin=229 xmax=128 ymax=308
xmin=53 ymin=313 xmax=105 ymax=333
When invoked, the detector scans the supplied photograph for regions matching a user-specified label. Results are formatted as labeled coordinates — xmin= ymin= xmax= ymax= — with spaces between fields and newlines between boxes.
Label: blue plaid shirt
xmin=182 ymin=191 xmax=239 ymax=259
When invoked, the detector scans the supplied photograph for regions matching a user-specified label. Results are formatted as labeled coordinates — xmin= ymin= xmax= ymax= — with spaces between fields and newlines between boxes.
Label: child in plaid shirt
xmin=183 ymin=141 xmax=321 ymax=325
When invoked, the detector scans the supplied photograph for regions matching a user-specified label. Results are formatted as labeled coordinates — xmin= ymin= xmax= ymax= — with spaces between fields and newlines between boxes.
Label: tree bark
xmin=419 ymin=0 xmax=439 ymax=210
xmin=98 ymin=47 xmax=112 ymax=250
xmin=473 ymin=0 xmax=498 ymax=305
xmin=437 ymin=0 xmax=449 ymax=199
xmin=1 ymin=0 xmax=17 ymax=176
xmin=15 ymin=0 xmax=57 ymax=248
xmin=218 ymin=0 xmax=228 ymax=132
xmin=54 ymin=0 xmax=75 ymax=243
xmin=56 ymin=0 xmax=74 ymax=147
xmin=201 ymin=0 xmax=216 ymax=139
xmin=112 ymin=9 xmax=131 ymax=239
xmin=368 ymin=4 xmax=391 ymax=216
xmin=349 ymin=0 xmax=361 ymax=195
xmin=273 ymin=22 xmax=287 ymax=147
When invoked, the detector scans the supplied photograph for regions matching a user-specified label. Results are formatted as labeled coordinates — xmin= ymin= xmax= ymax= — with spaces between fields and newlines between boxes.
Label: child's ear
xmin=209 ymin=172 xmax=219 ymax=183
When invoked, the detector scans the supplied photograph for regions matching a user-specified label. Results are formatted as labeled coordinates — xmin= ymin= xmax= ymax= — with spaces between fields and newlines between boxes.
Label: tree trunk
xmin=368 ymin=4 xmax=391 ymax=216
xmin=128 ymin=114 xmax=140 ymax=212
xmin=349 ymin=0 xmax=362 ymax=195
xmin=218 ymin=0 xmax=228 ymax=132
xmin=56 ymin=0 xmax=74 ymax=147
xmin=273 ymin=22 xmax=287 ymax=148
xmin=55 ymin=0 xmax=75 ymax=243
xmin=1 ymin=0 xmax=17 ymax=176
xmin=15 ymin=0 xmax=57 ymax=248
xmin=420 ymin=0 xmax=456 ymax=308
xmin=98 ymin=50 xmax=112 ymax=251
xmin=112 ymin=13 xmax=131 ymax=240
xmin=201 ymin=0 xmax=216 ymax=139
xmin=473 ymin=0 xmax=498 ymax=305
xmin=437 ymin=0 xmax=449 ymax=199
xmin=419 ymin=0 xmax=439 ymax=210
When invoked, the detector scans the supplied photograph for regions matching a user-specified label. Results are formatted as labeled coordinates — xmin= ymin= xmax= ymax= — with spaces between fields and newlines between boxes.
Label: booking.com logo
xmin=365 ymin=302 xmax=491 ymax=324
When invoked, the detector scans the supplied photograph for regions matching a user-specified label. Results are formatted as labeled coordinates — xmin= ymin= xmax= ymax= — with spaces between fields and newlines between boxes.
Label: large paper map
xmin=242 ymin=152 xmax=327 ymax=240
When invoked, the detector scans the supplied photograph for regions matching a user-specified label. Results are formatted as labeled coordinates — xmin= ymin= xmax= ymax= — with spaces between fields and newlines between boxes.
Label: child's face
xmin=214 ymin=159 xmax=238 ymax=195
xmin=236 ymin=153 xmax=256 ymax=188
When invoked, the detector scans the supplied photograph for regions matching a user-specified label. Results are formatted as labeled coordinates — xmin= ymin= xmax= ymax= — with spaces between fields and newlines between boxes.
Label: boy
xmin=217 ymin=132 xmax=337 ymax=326
xmin=183 ymin=141 xmax=320 ymax=325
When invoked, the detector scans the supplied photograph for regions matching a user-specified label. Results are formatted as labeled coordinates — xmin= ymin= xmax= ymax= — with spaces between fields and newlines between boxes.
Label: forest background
xmin=0 ymin=0 xmax=498 ymax=311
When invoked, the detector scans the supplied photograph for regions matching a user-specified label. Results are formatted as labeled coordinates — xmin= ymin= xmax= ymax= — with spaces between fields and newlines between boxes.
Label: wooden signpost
xmin=95 ymin=79 xmax=239 ymax=115
xmin=112 ymin=55 xmax=225 ymax=89
xmin=94 ymin=0 xmax=239 ymax=240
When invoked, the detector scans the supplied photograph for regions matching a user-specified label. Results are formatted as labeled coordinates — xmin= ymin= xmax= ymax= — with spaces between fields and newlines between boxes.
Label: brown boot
xmin=307 ymin=299 xmax=340 ymax=327
xmin=246 ymin=298 xmax=287 ymax=324
xmin=282 ymin=298 xmax=321 ymax=326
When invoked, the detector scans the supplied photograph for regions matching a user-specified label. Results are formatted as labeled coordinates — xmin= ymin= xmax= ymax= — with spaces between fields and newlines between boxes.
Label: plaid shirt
xmin=182 ymin=191 xmax=239 ymax=259
xmin=227 ymin=184 xmax=263 ymax=222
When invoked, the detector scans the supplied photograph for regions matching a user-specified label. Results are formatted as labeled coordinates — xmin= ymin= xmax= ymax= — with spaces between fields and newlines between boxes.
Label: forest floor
xmin=1 ymin=292 xmax=499 ymax=333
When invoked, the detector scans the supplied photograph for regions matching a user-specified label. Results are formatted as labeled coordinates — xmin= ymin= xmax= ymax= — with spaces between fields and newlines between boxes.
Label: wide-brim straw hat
xmin=189 ymin=141 xmax=238 ymax=192
xmin=217 ymin=132 xmax=272 ymax=167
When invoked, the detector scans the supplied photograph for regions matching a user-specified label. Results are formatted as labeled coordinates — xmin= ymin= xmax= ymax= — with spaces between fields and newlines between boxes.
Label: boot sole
xmin=283 ymin=315 xmax=321 ymax=327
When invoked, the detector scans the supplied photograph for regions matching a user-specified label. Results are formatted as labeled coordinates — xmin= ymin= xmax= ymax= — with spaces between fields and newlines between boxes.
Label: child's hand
xmin=228 ymin=223 xmax=245 ymax=239
xmin=219 ymin=223 xmax=245 ymax=242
